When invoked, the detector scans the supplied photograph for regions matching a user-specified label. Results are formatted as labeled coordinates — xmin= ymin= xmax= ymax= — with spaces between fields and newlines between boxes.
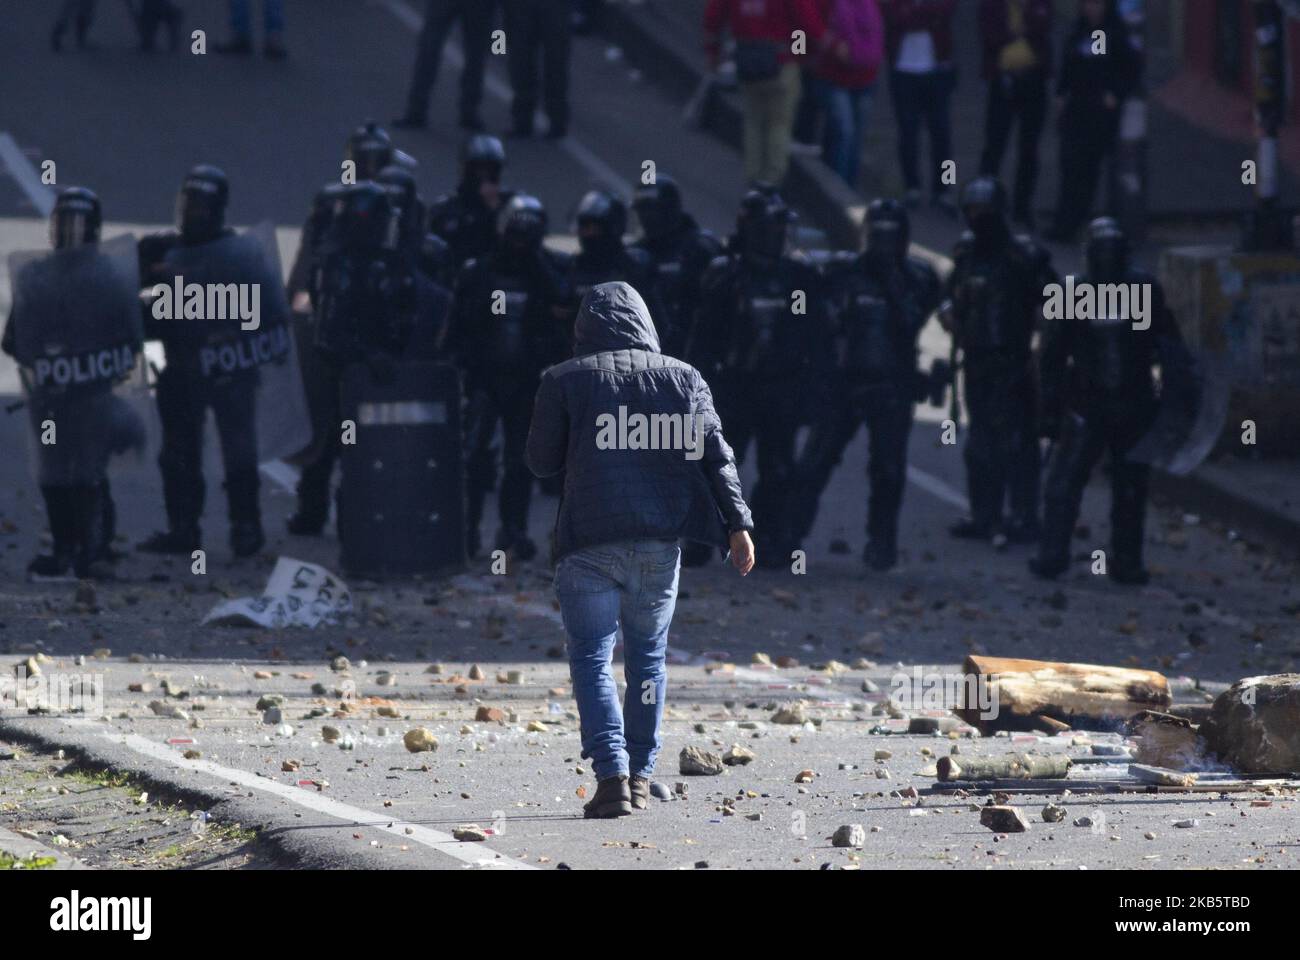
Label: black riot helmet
xmin=864 ymin=197 xmax=911 ymax=261
xmin=575 ymin=190 xmax=627 ymax=257
xmin=176 ymin=164 xmax=229 ymax=244
xmin=346 ymin=121 xmax=395 ymax=181
xmin=376 ymin=164 xmax=425 ymax=244
xmin=49 ymin=186 xmax=102 ymax=249
xmin=633 ymin=174 xmax=684 ymax=242
xmin=1084 ymin=216 xmax=1128 ymax=283
xmin=500 ymin=193 xmax=548 ymax=256
xmin=335 ymin=181 xmax=395 ymax=253
xmin=461 ymin=134 xmax=505 ymax=188
xmin=959 ymin=176 xmax=1008 ymax=242
xmin=735 ymin=188 xmax=793 ymax=261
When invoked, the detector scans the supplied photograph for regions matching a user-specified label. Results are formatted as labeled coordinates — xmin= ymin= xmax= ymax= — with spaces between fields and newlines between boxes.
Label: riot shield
xmin=1127 ymin=343 xmax=1232 ymax=476
xmin=8 ymin=234 xmax=148 ymax=486
xmin=152 ymin=221 xmax=311 ymax=462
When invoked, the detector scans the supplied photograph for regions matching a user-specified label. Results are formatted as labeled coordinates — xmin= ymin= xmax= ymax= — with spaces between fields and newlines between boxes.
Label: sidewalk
xmin=601 ymin=0 xmax=1300 ymax=559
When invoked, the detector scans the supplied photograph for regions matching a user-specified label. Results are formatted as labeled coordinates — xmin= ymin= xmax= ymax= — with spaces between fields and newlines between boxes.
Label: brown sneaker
xmin=583 ymin=776 xmax=632 ymax=819
xmin=630 ymin=776 xmax=651 ymax=810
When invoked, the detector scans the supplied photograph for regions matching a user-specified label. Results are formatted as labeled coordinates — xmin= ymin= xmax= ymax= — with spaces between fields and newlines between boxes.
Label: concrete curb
xmin=0 ymin=825 xmax=93 ymax=871
xmin=0 ymin=717 xmax=467 ymax=870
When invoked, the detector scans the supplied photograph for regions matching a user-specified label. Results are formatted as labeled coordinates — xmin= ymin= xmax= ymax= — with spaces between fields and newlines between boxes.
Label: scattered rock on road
xmin=832 ymin=824 xmax=866 ymax=848
xmin=980 ymin=805 xmax=1031 ymax=833
xmin=403 ymin=728 xmax=439 ymax=753
xmin=679 ymin=746 xmax=724 ymax=776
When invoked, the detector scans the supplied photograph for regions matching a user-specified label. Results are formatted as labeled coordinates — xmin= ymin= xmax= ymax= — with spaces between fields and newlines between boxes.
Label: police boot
xmin=1031 ymin=503 xmax=1074 ymax=580
xmin=142 ymin=453 xmax=205 ymax=553
xmin=73 ymin=484 xmax=116 ymax=581
xmin=97 ymin=479 xmax=122 ymax=561
xmin=287 ymin=460 xmax=331 ymax=536
xmin=29 ymin=487 xmax=79 ymax=581
xmin=226 ymin=470 xmax=265 ymax=559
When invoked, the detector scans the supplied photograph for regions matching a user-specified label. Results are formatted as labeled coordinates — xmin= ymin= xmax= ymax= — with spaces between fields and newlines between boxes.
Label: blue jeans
xmin=230 ymin=0 xmax=283 ymax=37
xmin=555 ymin=539 xmax=681 ymax=781
xmin=815 ymin=78 xmax=873 ymax=189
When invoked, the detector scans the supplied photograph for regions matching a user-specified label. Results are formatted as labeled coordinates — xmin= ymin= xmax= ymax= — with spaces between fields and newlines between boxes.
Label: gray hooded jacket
xmin=525 ymin=281 xmax=753 ymax=561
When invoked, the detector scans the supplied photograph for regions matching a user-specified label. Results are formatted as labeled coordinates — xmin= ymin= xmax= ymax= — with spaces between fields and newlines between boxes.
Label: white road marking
xmin=377 ymin=0 xmax=633 ymax=197
xmin=59 ymin=717 xmax=535 ymax=869
xmin=0 ymin=133 xmax=55 ymax=216
xmin=906 ymin=464 xmax=970 ymax=511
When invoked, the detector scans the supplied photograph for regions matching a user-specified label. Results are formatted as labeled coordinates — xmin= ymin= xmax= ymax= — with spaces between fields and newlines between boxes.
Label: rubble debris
xmin=475 ymin=706 xmax=506 ymax=723
xmin=955 ymin=655 xmax=1170 ymax=733
xmin=453 ymin=825 xmax=488 ymax=842
xmin=936 ymin=754 xmax=1072 ymax=782
xmin=679 ymin=746 xmax=724 ymax=776
xmin=722 ymin=745 xmax=755 ymax=766
xmin=1204 ymin=675 xmax=1300 ymax=774
xmin=1042 ymin=803 xmax=1067 ymax=823
xmin=403 ymin=728 xmax=439 ymax=753
xmin=831 ymin=824 xmax=866 ymax=848
xmin=1129 ymin=711 xmax=1203 ymax=770
xmin=979 ymin=805 xmax=1030 ymax=833
xmin=770 ymin=701 xmax=809 ymax=725
xmin=1128 ymin=763 xmax=1197 ymax=788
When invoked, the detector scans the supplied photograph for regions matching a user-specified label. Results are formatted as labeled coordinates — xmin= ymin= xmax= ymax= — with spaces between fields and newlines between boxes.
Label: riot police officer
xmin=137 ymin=166 xmax=273 ymax=558
xmin=287 ymin=122 xmax=402 ymax=308
xmin=288 ymin=182 xmax=421 ymax=535
xmin=564 ymin=190 xmax=661 ymax=331
xmin=376 ymin=163 xmax=454 ymax=356
xmin=3 ymin=187 xmax=144 ymax=580
xmin=631 ymin=174 xmax=722 ymax=358
xmin=427 ymin=134 xmax=512 ymax=274
xmin=691 ymin=189 xmax=832 ymax=566
xmin=942 ymin=176 xmax=1057 ymax=547
xmin=1030 ymin=218 xmax=1180 ymax=585
xmin=792 ymin=199 xmax=942 ymax=570
xmin=441 ymin=194 xmax=569 ymax=560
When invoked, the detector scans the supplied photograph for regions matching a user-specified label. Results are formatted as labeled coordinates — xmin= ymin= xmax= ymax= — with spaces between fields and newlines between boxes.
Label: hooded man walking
xmin=527 ymin=282 xmax=756 ymax=818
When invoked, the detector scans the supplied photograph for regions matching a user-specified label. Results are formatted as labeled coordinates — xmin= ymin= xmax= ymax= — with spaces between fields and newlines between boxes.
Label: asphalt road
xmin=1 ymin=0 xmax=1298 ymax=871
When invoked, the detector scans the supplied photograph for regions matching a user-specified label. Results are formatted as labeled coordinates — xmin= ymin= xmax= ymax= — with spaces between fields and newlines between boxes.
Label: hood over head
xmin=573 ymin=281 xmax=661 ymax=356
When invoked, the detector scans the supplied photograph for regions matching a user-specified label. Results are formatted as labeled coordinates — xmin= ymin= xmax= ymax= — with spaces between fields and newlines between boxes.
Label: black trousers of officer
xmin=403 ymin=0 xmax=497 ymax=124
xmin=294 ymin=350 xmax=346 ymax=527
xmin=1039 ymin=406 xmax=1150 ymax=571
xmin=464 ymin=383 xmax=536 ymax=547
xmin=715 ymin=376 xmax=800 ymax=564
xmin=963 ymin=372 xmax=1040 ymax=533
xmin=156 ymin=364 xmax=260 ymax=536
xmin=1053 ymin=105 xmax=1118 ymax=237
xmin=30 ymin=392 xmax=116 ymax=566
xmin=504 ymin=0 xmax=571 ymax=135
xmin=793 ymin=384 xmax=914 ymax=551
xmin=979 ymin=67 xmax=1049 ymax=224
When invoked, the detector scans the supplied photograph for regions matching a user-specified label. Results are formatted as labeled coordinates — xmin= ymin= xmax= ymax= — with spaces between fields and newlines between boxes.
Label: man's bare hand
xmin=729 ymin=530 xmax=755 ymax=576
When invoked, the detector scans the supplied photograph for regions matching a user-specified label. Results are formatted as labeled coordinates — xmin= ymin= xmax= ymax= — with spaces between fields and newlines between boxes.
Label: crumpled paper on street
xmin=202 ymin=557 xmax=352 ymax=628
